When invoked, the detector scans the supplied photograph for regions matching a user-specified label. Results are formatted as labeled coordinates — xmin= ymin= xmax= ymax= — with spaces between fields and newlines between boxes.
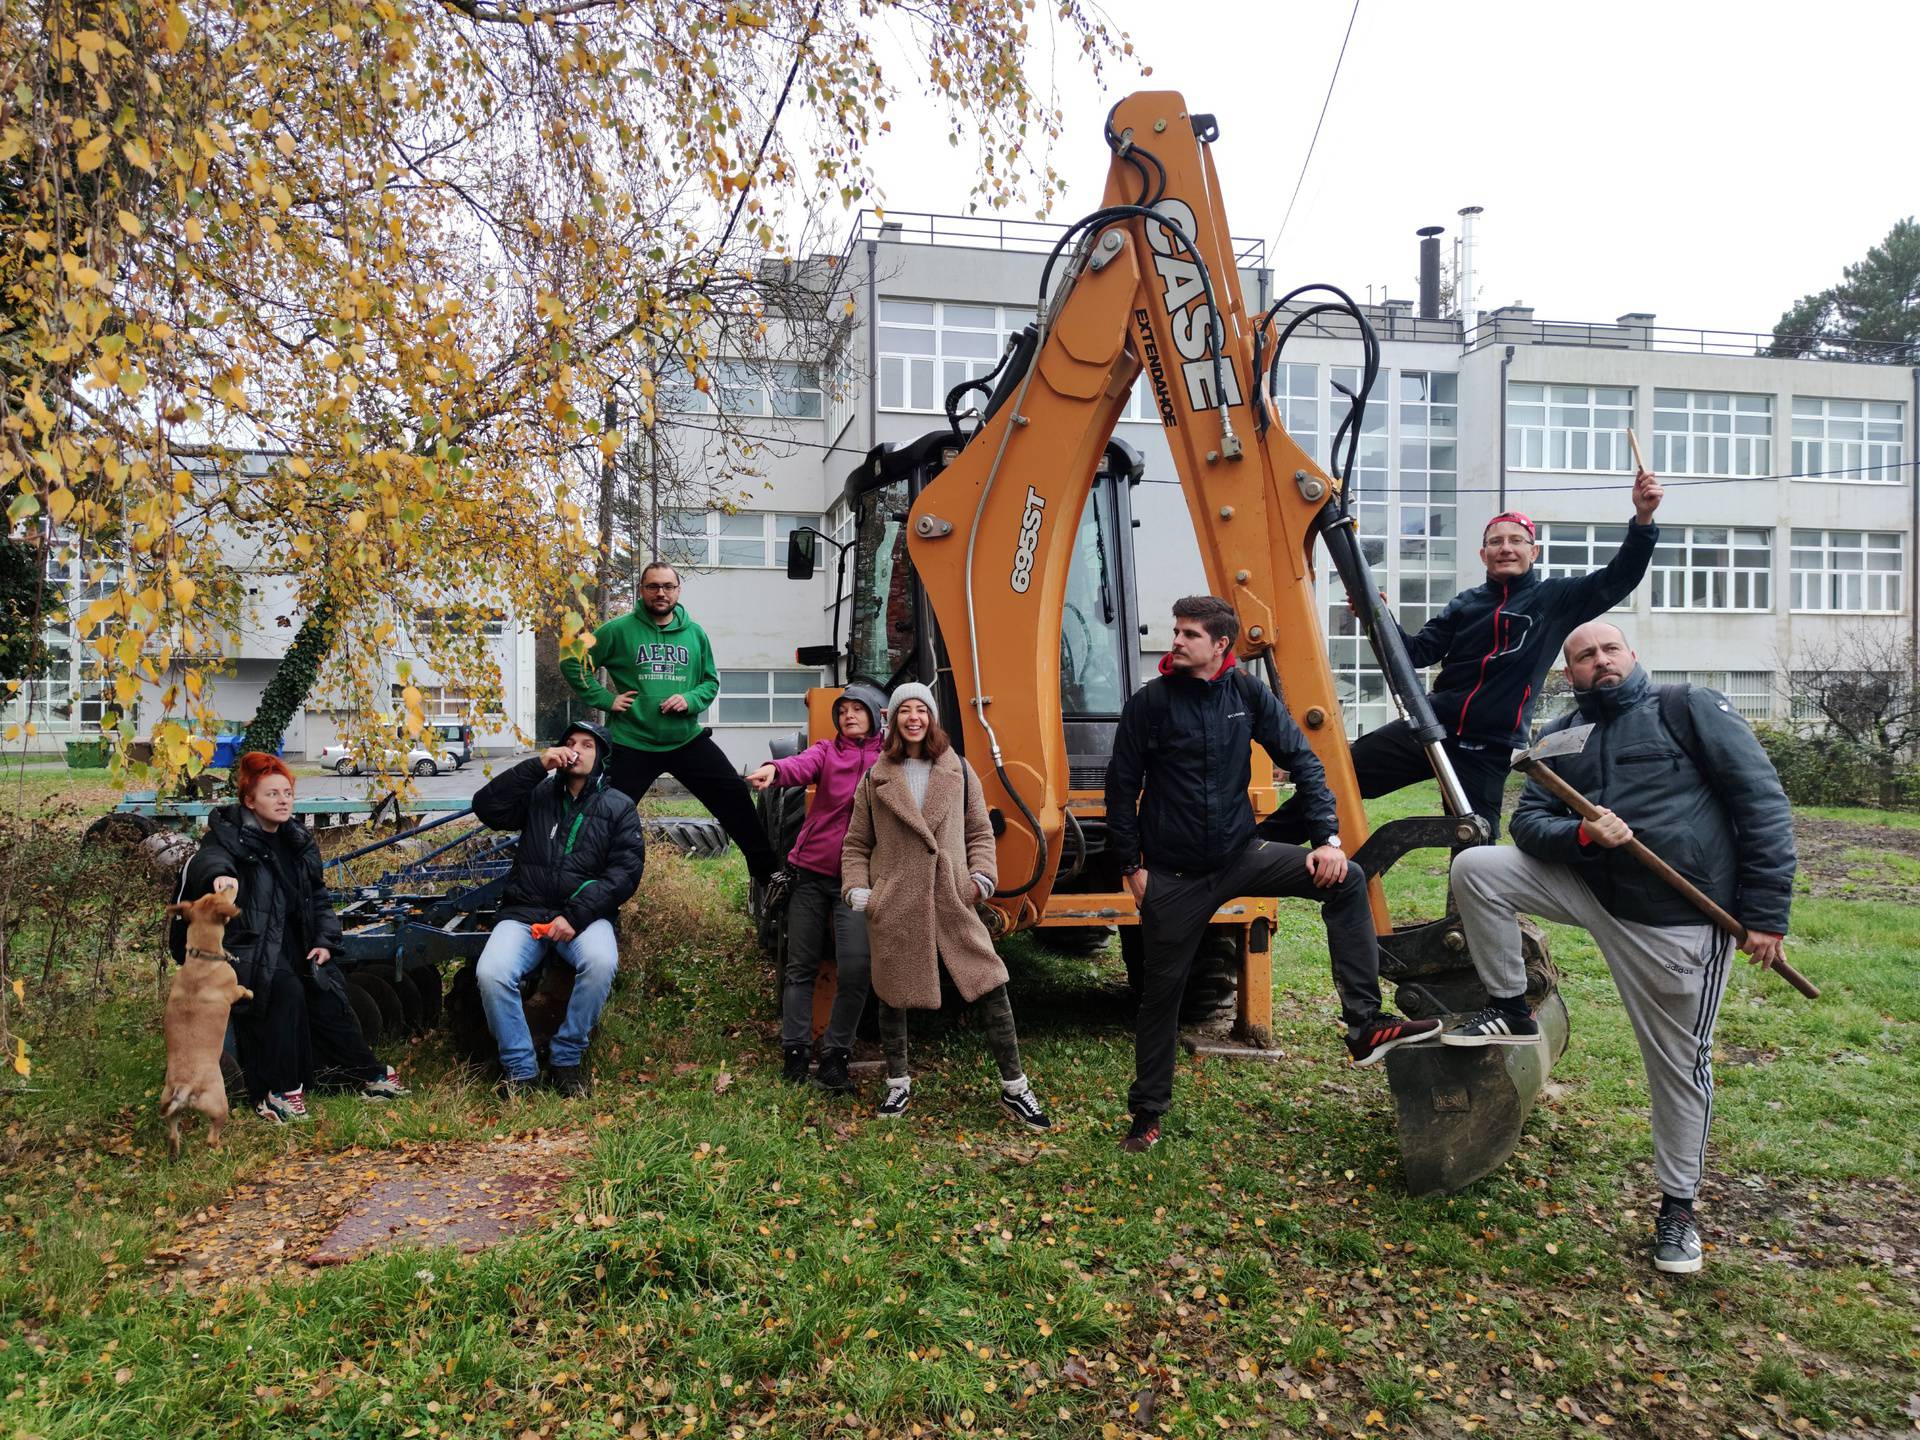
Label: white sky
xmin=857 ymin=0 xmax=1919 ymax=335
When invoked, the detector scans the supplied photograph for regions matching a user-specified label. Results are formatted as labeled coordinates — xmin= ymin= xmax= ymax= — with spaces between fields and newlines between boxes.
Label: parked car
xmin=427 ymin=720 xmax=475 ymax=769
xmin=316 ymin=740 xmax=458 ymax=777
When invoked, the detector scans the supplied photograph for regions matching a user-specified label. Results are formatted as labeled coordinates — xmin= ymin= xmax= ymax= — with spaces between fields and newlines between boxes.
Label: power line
xmin=1270 ymin=0 xmax=1362 ymax=258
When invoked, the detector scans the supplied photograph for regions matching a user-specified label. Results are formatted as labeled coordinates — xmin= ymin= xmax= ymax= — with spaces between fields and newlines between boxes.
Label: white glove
xmin=847 ymin=887 xmax=871 ymax=912
xmin=971 ymin=873 xmax=994 ymax=902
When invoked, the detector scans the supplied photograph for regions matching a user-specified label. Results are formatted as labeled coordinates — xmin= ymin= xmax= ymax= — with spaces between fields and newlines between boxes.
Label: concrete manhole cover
xmin=150 ymin=1130 xmax=587 ymax=1289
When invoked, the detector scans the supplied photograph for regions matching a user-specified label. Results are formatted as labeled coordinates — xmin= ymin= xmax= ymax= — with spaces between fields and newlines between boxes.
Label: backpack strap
xmin=1142 ymin=675 xmax=1173 ymax=753
xmin=1655 ymin=683 xmax=1709 ymax=776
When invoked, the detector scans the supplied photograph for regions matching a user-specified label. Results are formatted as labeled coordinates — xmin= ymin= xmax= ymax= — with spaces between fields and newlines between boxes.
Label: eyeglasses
xmin=641 ymin=582 xmax=680 ymax=593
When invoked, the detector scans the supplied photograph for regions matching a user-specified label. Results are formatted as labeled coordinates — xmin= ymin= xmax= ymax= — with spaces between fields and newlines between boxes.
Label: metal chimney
xmin=1457 ymin=205 xmax=1483 ymax=339
xmin=1417 ymin=226 xmax=1445 ymax=320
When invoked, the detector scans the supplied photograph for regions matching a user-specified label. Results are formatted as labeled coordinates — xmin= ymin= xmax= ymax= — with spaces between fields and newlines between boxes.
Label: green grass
xmin=1 ymin=787 xmax=1916 ymax=1437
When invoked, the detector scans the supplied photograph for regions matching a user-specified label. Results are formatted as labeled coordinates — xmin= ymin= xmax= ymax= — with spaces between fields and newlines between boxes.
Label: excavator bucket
xmin=1377 ymin=914 xmax=1569 ymax=1195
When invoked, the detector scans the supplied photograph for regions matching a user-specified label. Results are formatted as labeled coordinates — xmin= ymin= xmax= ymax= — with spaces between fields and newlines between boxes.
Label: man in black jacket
xmin=1105 ymin=597 xmax=1442 ymax=1153
xmin=1446 ymin=621 xmax=1795 ymax=1274
xmin=471 ymin=719 xmax=646 ymax=1095
xmin=1263 ymin=468 xmax=1663 ymax=841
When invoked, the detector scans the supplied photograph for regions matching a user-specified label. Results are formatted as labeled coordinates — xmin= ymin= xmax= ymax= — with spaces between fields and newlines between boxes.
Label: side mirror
xmin=794 ymin=644 xmax=839 ymax=668
xmin=785 ymin=528 xmax=818 ymax=580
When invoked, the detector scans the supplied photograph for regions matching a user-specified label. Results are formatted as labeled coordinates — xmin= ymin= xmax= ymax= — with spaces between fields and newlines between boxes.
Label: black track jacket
xmin=1396 ymin=521 xmax=1658 ymax=748
xmin=1105 ymin=654 xmax=1341 ymax=874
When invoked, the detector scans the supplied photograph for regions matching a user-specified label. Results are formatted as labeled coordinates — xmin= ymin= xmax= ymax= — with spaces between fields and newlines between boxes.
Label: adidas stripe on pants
xmin=1451 ymin=845 xmax=1733 ymax=1201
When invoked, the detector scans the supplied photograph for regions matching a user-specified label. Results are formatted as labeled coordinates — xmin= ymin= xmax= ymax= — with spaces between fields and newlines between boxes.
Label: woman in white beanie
xmin=840 ymin=684 xmax=1051 ymax=1129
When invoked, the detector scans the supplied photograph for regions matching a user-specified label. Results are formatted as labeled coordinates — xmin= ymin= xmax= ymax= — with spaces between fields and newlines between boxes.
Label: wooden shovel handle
xmin=1516 ymin=760 xmax=1819 ymax=999
xmin=1628 ymin=427 xmax=1648 ymax=475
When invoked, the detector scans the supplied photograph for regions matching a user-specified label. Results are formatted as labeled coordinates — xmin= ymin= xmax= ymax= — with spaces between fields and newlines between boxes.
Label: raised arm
xmin=471 ymin=755 xmax=547 ymax=831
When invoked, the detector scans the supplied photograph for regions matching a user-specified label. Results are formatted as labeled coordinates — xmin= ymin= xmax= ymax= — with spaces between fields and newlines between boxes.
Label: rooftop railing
xmin=836 ymin=208 xmax=1268 ymax=270
xmin=1466 ymin=314 xmax=1918 ymax=366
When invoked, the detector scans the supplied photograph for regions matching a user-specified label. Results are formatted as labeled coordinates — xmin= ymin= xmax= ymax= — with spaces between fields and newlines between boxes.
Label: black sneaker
xmin=1120 ymin=1112 xmax=1161 ymax=1153
xmin=815 ymin=1048 xmax=856 ymax=1094
xmin=546 ymin=1063 xmax=591 ymax=1098
xmin=877 ymin=1080 xmax=911 ymax=1118
xmin=1441 ymin=1005 xmax=1544 ymax=1047
xmin=495 ymin=1074 xmax=540 ymax=1100
xmin=1000 ymin=1085 xmax=1052 ymax=1132
xmin=1346 ymin=1013 xmax=1444 ymax=1066
xmin=782 ymin=1044 xmax=812 ymax=1085
xmin=1654 ymin=1211 xmax=1703 ymax=1274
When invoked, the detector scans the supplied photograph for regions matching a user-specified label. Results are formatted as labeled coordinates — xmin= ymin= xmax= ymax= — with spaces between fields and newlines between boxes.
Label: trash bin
xmin=63 ymin=739 xmax=110 ymax=768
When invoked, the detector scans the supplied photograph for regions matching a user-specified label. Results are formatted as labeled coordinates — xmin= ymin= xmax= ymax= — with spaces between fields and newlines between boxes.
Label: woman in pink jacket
xmin=747 ymin=682 xmax=886 ymax=1092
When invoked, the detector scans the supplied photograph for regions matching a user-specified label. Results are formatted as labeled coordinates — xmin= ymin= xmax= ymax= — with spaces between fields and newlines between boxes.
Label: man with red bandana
xmin=1263 ymin=468 xmax=1663 ymax=840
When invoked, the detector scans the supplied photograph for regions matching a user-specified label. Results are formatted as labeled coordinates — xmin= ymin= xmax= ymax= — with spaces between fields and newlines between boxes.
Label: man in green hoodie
xmin=560 ymin=562 xmax=781 ymax=882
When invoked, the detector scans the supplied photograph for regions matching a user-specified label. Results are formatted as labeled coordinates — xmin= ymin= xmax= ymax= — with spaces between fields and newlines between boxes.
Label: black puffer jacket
xmin=1511 ymin=666 xmax=1795 ymax=932
xmin=472 ymin=720 xmax=646 ymax=929
xmin=1105 ymin=654 xmax=1340 ymax=874
xmin=178 ymin=804 xmax=345 ymax=985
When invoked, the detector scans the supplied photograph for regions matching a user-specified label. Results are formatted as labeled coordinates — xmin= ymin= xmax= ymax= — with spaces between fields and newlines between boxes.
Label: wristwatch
xmin=1320 ymin=835 xmax=1342 ymax=850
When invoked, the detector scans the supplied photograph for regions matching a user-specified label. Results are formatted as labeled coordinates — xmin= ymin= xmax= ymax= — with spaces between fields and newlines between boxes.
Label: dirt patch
xmin=1792 ymin=816 xmax=1920 ymax=901
xmin=1699 ymin=1167 xmax=1920 ymax=1274
xmin=148 ymin=1130 xmax=585 ymax=1290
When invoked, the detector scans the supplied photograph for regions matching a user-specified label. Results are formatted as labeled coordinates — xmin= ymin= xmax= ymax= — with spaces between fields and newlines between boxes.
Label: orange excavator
xmin=764 ymin=91 xmax=1566 ymax=1192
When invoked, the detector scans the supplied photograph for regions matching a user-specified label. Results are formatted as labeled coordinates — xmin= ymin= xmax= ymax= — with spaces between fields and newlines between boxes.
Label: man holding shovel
xmin=1445 ymin=621 xmax=1796 ymax=1274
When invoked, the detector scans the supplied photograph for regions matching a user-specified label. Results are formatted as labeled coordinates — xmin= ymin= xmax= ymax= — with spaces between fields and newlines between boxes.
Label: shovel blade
xmin=1514 ymin=721 xmax=1596 ymax=769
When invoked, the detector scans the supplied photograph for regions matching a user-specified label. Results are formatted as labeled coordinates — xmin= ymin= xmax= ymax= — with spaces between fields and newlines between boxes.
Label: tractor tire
xmin=350 ymin=970 xmax=407 ymax=1041
xmin=749 ymin=785 xmax=808 ymax=951
xmin=645 ymin=816 xmax=731 ymax=860
xmin=82 ymin=812 xmax=158 ymax=850
xmin=390 ymin=968 xmax=428 ymax=1035
xmin=403 ymin=964 xmax=443 ymax=1032
xmin=1034 ymin=925 xmax=1116 ymax=958
xmin=1116 ymin=925 xmax=1238 ymax=1024
xmin=342 ymin=975 xmax=386 ymax=1049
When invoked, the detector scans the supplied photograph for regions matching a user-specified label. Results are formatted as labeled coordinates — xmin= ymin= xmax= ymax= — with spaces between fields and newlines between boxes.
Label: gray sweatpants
xmin=1451 ymin=845 xmax=1734 ymax=1200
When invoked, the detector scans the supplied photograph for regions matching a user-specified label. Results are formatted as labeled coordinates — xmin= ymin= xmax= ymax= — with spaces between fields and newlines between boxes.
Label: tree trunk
xmin=239 ymin=596 xmax=339 ymax=759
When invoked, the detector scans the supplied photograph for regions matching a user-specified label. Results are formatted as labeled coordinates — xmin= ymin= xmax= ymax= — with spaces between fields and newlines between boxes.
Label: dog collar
xmin=184 ymin=946 xmax=231 ymax=963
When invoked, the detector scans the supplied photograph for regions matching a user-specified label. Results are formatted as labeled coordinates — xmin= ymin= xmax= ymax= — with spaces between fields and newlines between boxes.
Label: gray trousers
xmin=1452 ymin=845 xmax=1733 ymax=1200
xmin=779 ymin=868 xmax=872 ymax=1051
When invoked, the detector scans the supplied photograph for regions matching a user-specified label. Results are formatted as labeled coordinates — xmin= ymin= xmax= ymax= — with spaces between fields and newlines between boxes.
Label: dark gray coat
xmin=1511 ymin=666 xmax=1795 ymax=933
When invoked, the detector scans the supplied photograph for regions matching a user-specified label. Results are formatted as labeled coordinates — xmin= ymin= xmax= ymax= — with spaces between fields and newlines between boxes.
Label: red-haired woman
xmin=177 ymin=752 xmax=408 ymax=1122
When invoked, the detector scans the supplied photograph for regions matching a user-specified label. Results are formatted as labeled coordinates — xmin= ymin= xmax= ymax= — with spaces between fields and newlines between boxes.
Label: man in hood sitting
xmin=470 ymin=719 xmax=646 ymax=1096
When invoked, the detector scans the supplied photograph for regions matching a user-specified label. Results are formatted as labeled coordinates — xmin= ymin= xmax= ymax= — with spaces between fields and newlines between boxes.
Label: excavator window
xmin=1059 ymin=493 xmax=1127 ymax=717
xmin=847 ymin=477 xmax=916 ymax=685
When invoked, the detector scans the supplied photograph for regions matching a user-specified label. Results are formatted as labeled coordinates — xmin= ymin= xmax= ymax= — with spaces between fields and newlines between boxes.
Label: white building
xmin=647 ymin=212 xmax=1915 ymax=768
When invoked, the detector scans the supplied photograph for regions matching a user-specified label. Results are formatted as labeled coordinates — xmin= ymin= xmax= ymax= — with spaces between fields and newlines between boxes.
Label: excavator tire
xmin=750 ymin=785 xmax=808 ymax=955
xmin=1117 ymin=927 xmax=1239 ymax=1024
xmin=1033 ymin=925 xmax=1115 ymax=958
xmin=645 ymin=817 xmax=731 ymax=860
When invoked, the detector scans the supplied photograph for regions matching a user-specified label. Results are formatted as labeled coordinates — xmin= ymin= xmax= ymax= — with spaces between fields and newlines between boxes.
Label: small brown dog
xmin=161 ymin=894 xmax=253 ymax=1157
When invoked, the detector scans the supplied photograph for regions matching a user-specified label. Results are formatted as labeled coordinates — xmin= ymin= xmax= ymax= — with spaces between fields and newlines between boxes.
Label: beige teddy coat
xmin=840 ymin=748 xmax=1006 ymax=1010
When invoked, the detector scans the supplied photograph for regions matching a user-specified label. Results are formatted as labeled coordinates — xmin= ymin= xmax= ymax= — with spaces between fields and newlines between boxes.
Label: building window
xmin=703 ymin=669 xmax=815 ymax=725
xmin=1790 ymin=669 xmax=1906 ymax=726
xmin=658 ymin=510 xmax=822 ymax=569
xmin=1507 ymin=383 xmax=1633 ymax=472
xmin=1653 ymin=390 xmax=1771 ymax=477
xmin=1790 ymin=529 xmax=1905 ymax=613
xmin=1792 ymin=397 xmax=1904 ymax=483
xmin=656 ymin=360 xmax=821 ymax=420
xmin=1535 ymin=522 xmax=1637 ymax=611
xmin=1649 ymin=527 xmax=1772 ymax=611
xmin=1649 ymin=670 xmax=1775 ymax=723
xmin=1270 ymin=361 xmax=1319 ymax=460
xmin=1394 ymin=370 xmax=1459 ymax=604
xmin=878 ymin=299 xmax=1034 ymax=413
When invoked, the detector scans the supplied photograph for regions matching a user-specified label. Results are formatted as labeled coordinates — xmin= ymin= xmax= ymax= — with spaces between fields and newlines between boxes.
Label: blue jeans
xmin=475 ymin=918 xmax=619 ymax=1079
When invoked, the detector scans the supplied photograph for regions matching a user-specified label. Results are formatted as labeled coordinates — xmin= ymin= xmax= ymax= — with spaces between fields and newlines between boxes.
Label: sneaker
xmin=546 ymin=1063 xmax=591 ymax=1098
xmin=361 ymin=1066 xmax=411 ymax=1100
xmin=1346 ymin=1013 xmax=1445 ymax=1066
xmin=1441 ymin=1004 xmax=1544 ymax=1047
xmin=1000 ymin=1084 xmax=1053 ymax=1132
xmin=495 ymin=1074 xmax=541 ymax=1099
xmin=1120 ymin=1112 xmax=1161 ymax=1153
xmin=782 ymin=1044 xmax=812 ymax=1085
xmin=815 ymin=1048 xmax=856 ymax=1094
xmin=1654 ymin=1211 xmax=1703 ymax=1274
xmin=877 ymin=1080 xmax=911 ymax=1118
xmin=256 ymin=1088 xmax=310 ymax=1124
